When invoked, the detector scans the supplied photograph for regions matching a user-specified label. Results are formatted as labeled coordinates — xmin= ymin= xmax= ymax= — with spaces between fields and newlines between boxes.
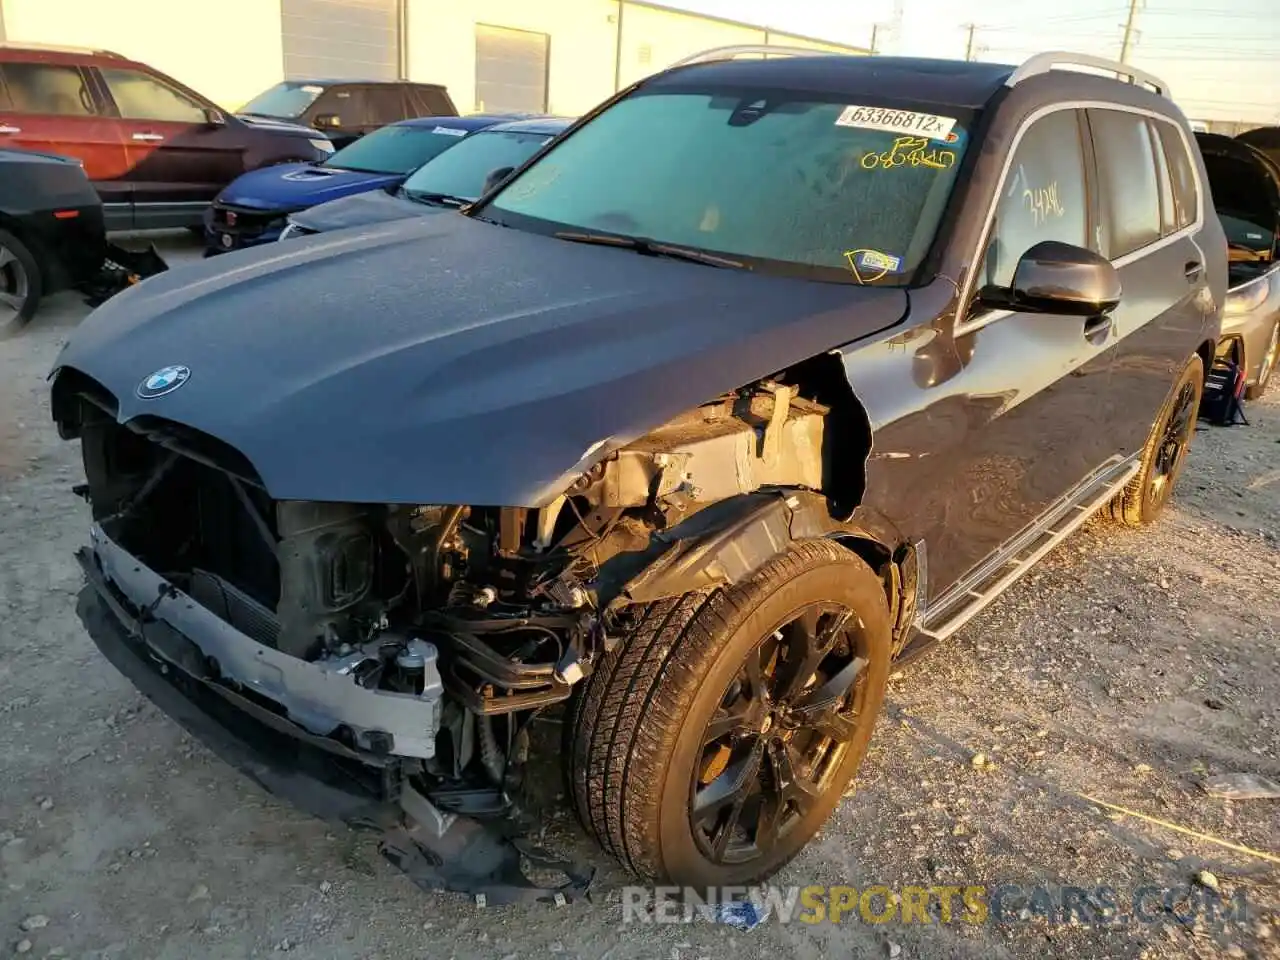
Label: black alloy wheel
xmin=690 ymin=602 xmax=874 ymax=866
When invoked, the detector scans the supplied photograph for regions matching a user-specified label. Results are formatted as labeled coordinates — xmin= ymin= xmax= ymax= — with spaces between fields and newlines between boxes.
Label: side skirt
xmin=894 ymin=453 xmax=1141 ymax=666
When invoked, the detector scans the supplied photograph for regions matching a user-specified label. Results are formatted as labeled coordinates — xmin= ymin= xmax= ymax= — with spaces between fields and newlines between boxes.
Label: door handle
xmin=0 ymin=125 xmax=21 ymax=135
xmin=131 ymin=132 xmax=165 ymax=142
xmin=1184 ymin=260 xmax=1203 ymax=282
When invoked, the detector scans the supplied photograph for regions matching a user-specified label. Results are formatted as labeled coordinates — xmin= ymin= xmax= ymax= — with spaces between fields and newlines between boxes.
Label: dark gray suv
xmin=51 ymin=47 xmax=1223 ymax=900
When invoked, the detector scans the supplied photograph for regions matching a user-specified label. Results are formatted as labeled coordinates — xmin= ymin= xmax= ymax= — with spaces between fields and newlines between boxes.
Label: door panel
xmin=0 ymin=62 xmax=130 ymax=218
xmin=1087 ymin=109 xmax=1215 ymax=458
xmin=845 ymin=108 xmax=1119 ymax=600
xmin=96 ymin=66 xmax=243 ymax=224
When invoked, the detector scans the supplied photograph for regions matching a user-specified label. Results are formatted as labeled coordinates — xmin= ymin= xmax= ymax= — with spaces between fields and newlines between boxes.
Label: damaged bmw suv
xmin=51 ymin=47 xmax=1223 ymax=901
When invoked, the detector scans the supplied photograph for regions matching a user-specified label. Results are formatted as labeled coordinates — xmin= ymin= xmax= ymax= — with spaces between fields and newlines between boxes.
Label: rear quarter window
xmin=1157 ymin=122 xmax=1198 ymax=230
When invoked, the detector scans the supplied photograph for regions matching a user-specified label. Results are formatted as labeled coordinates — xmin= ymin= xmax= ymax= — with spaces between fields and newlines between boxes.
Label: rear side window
xmin=1089 ymin=109 xmax=1162 ymax=258
xmin=366 ymin=86 xmax=408 ymax=125
xmin=1 ymin=63 xmax=95 ymax=116
xmin=410 ymin=86 xmax=455 ymax=117
xmin=1157 ymin=123 xmax=1198 ymax=230
xmin=100 ymin=68 xmax=207 ymax=123
xmin=983 ymin=109 xmax=1088 ymax=289
xmin=1150 ymin=120 xmax=1177 ymax=235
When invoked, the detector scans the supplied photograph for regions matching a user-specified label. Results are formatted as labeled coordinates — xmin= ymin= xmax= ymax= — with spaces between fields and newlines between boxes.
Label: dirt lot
xmin=2 ymin=236 xmax=1278 ymax=960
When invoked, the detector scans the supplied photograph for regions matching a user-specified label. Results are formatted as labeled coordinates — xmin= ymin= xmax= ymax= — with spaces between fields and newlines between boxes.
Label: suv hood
xmin=217 ymin=162 xmax=401 ymax=211
xmin=290 ymin=187 xmax=426 ymax=232
xmin=52 ymin=214 xmax=907 ymax=507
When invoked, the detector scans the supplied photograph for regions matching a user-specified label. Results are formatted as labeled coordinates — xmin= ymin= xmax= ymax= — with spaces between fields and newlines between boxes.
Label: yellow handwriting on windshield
xmin=861 ymin=135 xmax=956 ymax=171
xmin=1023 ymin=182 xmax=1065 ymax=226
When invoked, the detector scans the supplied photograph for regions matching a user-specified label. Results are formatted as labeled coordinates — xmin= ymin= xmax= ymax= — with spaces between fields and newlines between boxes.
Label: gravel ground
xmin=1 ymin=235 xmax=1277 ymax=960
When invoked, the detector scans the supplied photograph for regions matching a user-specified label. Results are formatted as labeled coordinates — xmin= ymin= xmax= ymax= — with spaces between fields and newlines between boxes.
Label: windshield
xmin=481 ymin=90 xmax=972 ymax=283
xmin=402 ymin=129 xmax=553 ymax=202
xmin=323 ymin=124 xmax=469 ymax=175
xmin=239 ymin=82 xmax=326 ymax=118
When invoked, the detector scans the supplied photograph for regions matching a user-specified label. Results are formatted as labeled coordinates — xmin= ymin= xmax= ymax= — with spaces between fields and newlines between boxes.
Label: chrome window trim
xmin=954 ymin=100 xmax=1205 ymax=337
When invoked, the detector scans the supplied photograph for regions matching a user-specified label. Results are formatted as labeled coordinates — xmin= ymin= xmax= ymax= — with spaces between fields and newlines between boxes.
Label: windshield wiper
xmin=402 ymin=188 xmax=469 ymax=208
xmin=553 ymin=231 xmax=745 ymax=269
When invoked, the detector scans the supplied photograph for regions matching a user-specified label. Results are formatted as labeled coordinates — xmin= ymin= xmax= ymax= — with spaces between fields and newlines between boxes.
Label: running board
xmin=913 ymin=455 xmax=1140 ymax=646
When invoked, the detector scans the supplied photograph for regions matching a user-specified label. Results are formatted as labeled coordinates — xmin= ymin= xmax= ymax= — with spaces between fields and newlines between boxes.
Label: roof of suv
xmin=653 ymin=56 xmax=1020 ymax=109
xmin=288 ymin=77 xmax=449 ymax=90
xmin=0 ymin=41 xmax=139 ymax=67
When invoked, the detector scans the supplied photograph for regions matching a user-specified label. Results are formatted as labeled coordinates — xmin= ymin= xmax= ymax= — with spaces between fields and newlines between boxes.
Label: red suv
xmin=0 ymin=43 xmax=334 ymax=231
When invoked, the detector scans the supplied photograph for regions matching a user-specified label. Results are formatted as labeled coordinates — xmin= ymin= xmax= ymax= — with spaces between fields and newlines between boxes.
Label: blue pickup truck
xmin=202 ymin=114 xmax=520 ymax=254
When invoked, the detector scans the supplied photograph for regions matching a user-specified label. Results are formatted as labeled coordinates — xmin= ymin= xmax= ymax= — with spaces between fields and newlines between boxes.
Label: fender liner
xmin=613 ymin=492 xmax=912 ymax=634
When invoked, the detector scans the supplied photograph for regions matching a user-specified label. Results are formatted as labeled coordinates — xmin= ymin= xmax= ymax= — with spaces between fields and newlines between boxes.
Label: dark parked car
xmin=1198 ymin=132 xmax=1280 ymax=398
xmin=51 ymin=48 xmax=1224 ymax=898
xmin=0 ymin=147 xmax=105 ymax=337
xmin=283 ymin=116 xmax=573 ymax=237
xmin=0 ymin=43 xmax=334 ymax=230
xmin=204 ymin=114 xmax=518 ymax=254
xmin=238 ymin=79 xmax=457 ymax=149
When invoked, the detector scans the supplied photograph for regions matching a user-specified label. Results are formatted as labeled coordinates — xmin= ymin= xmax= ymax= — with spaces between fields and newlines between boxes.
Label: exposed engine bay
xmin=56 ymin=359 xmax=865 ymax=899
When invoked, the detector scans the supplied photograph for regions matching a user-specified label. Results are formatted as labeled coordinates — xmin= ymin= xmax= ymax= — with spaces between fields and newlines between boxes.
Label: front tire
xmin=568 ymin=539 xmax=892 ymax=886
xmin=0 ymin=228 xmax=43 ymax=340
xmin=1106 ymin=354 xmax=1203 ymax=526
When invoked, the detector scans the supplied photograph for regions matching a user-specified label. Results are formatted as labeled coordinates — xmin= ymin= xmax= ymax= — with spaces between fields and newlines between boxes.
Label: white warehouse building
xmin=0 ymin=0 xmax=868 ymax=118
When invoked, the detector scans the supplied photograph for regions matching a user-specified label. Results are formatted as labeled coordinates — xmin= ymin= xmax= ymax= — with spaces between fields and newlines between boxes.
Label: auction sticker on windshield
xmin=835 ymin=106 xmax=957 ymax=142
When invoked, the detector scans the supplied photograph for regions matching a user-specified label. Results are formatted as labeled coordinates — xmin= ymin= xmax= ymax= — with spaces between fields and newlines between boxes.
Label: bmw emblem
xmin=136 ymin=365 xmax=191 ymax=399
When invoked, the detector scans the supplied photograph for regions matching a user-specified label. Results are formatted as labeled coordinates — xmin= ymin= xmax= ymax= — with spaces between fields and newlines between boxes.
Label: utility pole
xmin=1119 ymin=0 xmax=1142 ymax=63
xmin=962 ymin=23 xmax=978 ymax=61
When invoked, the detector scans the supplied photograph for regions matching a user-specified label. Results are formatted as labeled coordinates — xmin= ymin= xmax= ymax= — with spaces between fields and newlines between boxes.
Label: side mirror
xmin=481 ymin=165 xmax=516 ymax=195
xmin=981 ymin=240 xmax=1121 ymax=317
xmin=314 ymin=114 xmax=342 ymax=129
xmin=203 ymin=107 xmax=226 ymax=127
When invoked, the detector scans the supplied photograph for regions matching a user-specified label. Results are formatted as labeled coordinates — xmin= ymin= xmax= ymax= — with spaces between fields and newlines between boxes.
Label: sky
xmin=670 ymin=0 xmax=1280 ymax=125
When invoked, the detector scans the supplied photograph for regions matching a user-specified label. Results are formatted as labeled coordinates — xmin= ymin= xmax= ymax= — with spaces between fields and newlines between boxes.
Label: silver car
xmin=1200 ymin=132 xmax=1280 ymax=398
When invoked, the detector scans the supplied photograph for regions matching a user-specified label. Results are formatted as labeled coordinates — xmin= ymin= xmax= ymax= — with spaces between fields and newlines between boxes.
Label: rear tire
xmin=1244 ymin=320 xmax=1278 ymax=401
xmin=1106 ymin=354 xmax=1203 ymax=526
xmin=0 ymin=228 xmax=43 ymax=340
xmin=568 ymin=539 xmax=892 ymax=886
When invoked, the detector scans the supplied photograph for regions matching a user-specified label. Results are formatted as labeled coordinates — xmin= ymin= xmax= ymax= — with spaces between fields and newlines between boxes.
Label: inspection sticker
xmin=835 ymin=105 xmax=957 ymax=142
xmin=853 ymin=249 xmax=903 ymax=273
xmin=433 ymin=126 xmax=467 ymax=136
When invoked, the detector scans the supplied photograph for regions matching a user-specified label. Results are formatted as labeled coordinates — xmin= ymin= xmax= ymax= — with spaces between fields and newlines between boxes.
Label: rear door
xmin=95 ymin=64 xmax=243 ymax=225
xmin=1085 ymin=108 xmax=1212 ymax=458
xmin=0 ymin=59 xmax=130 ymax=222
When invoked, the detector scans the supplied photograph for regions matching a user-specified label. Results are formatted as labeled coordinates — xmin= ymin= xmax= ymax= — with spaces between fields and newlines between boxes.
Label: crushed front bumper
xmin=80 ymin=524 xmax=442 ymax=759
xmin=75 ymin=526 xmax=595 ymax=904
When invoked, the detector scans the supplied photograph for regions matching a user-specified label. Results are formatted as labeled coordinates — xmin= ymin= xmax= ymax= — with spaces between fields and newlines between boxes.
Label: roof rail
xmin=0 ymin=41 xmax=127 ymax=58
xmin=1006 ymin=51 xmax=1170 ymax=98
xmin=668 ymin=44 xmax=852 ymax=68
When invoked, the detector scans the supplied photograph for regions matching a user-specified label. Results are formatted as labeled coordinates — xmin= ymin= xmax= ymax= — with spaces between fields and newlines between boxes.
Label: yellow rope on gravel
xmin=1079 ymin=793 xmax=1280 ymax=866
